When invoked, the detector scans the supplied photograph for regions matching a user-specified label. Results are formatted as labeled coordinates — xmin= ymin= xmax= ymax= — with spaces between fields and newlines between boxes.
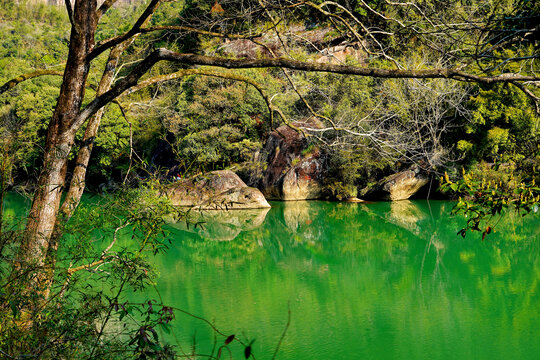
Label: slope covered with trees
xmin=2 ymin=0 xmax=538 ymax=190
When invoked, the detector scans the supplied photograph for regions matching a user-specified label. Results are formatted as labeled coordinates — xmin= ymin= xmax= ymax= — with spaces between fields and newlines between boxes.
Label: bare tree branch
xmin=511 ymin=80 xmax=540 ymax=115
xmin=89 ymin=0 xmax=163 ymax=60
xmin=72 ymin=47 xmax=539 ymax=136
xmin=96 ymin=0 xmax=119 ymax=21
xmin=0 ymin=70 xmax=64 ymax=95
xmin=156 ymin=50 xmax=540 ymax=83
xmin=91 ymin=25 xmax=263 ymax=61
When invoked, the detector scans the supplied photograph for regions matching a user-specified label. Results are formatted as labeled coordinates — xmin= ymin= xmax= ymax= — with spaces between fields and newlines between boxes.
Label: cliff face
xmin=260 ymin=119 xmax=327 ymax=201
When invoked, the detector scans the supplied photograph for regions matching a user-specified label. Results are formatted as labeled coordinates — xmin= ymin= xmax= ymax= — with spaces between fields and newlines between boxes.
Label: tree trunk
xmin=58 ymin=44 xmax=128 ymax=223
xmin=43 ymin=42 xmax=135 ymax=295
xmin=17 ymin=0 xmax=98 ymax=290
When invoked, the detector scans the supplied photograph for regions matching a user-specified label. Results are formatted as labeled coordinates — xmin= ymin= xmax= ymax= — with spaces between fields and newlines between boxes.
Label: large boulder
xmin=164 ymin=170 xmax=270 ymax=209
xmin=361 ymin=165 xmax=429 ymax=201
xmin=260 ymin=120 xmax=326 ymax=200
xmin=281 ymin=156 xmax=325 ymax=200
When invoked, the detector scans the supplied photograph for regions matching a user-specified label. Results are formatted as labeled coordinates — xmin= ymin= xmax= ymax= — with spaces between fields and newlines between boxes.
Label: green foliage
xmin=0 ymin=79 xmax=61 ymax=179
xmin=2 ymin=0 xmax=538 ymax=192
xmin=85 ymin=104 xmax=133 ymax=179
xmin=0 ymin=2 xmax=68 ymax=182
xmin=463 ymin=81 xmax=540 ymax=160
xmin=0 ymin=184 xmax=261 ymax=359
xmin=161 ymin=73 xmax=277 ymax=173
xmin=322 ymin=148 xmax=364 ymax=199
xmin=440 ymin=162 xmax=540 ymax=239
xmin=0 ymin=185 xmax=187 ymax=358
xmin=0 ymin=0 xmax=67 ymax=24
xmin=1 ymin=0 xmax=540 ymax=357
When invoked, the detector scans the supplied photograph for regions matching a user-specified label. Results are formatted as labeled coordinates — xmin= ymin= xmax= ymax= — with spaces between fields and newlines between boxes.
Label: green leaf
xmin=149 ymin=327 xmax=159 ymax=342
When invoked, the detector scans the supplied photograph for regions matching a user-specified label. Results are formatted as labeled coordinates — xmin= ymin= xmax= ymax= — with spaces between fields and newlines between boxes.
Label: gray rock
xmin=361 ymin=165 xmax=429 ymax=201
xmin=164 ymin=170 xmax=270 ymax=209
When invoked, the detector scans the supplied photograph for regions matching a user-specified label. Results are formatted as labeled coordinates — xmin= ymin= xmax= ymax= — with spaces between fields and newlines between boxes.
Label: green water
xmin=147 ymin=200 xmax=540 ymax=360
xmin=3 ymin=196 xmax=540 ymax=359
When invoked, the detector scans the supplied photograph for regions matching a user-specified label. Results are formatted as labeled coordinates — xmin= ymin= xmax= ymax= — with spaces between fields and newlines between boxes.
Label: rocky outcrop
xmin=164 ymin=170 xmax=270 ymax=209
xmin=281 ymin=156 xmax=325 ymax=200
xmin=219 ymin=26 xmax=346 ymax=60
xmin=316 ymin=44 xmax=365 ymax=65
xmin=260 ymin=120 xmax=326 ymax=200
xmin=360 ymin=165 xmax=429 ymax=201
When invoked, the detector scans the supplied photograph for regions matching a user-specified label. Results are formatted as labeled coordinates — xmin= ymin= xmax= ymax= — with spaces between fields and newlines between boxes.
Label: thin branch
xmin=271 ymin=302 xmax=291 ymax=360
xmin=511 ymin=81 xmax=540 ymax=115
xmin=88 ymin=0 xmax=162 ymax=61
xmin=65 ymin=0 xmax=75 ymax=28
xmin=56 ymin=221 xmax=129 ymax=298
xmin=0 ymin=70 xmax=64 ymax=95
xmin=92 ymin=25 xmax=263 ymax=60
xmin=97 ymin=0 xmax=119 ymax=21
xmin=113 ymin=101 xmax=135 ymax=184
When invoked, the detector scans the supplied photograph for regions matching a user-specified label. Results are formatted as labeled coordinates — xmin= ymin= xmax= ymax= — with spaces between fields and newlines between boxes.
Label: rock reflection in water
xmin=169 ymin=207 xmax=270 ymax=241
xmin=387 ymin=200 xmax=429 ymax=234
xmin=283 ymin=201 xmax=313 ymax=231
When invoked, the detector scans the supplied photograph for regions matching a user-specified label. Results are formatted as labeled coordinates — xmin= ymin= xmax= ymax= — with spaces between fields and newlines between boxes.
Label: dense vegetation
xmin=0 ymin=0 xmax=539 ymax=358
xmin=1 ymin=0 xmax=538 ymax=194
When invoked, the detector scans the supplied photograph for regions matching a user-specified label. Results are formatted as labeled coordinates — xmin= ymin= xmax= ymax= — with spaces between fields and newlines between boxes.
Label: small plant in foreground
xmin=440 ymin=164 xmax=540 ymax=239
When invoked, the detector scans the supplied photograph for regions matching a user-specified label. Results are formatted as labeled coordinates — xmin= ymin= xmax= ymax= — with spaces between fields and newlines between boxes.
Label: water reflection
xmin=282 ymin=201 xmax=313 ymax=231
xmin=388 ymin=200 xmax=429 ymax=234
xmin=155 ymin=200 xmax=540 ymax=360
xmin=4 ymin=194 xmax=539 ymax=359
xmin=168 ymin=207 xmax=270 ymax=241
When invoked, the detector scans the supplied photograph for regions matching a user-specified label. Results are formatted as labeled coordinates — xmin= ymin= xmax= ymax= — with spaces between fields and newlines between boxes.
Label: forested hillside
xmin=2 ymin=0 xmax=538 ymax=196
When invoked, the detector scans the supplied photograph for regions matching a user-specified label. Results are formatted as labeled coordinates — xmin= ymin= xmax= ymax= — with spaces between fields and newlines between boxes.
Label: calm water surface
xmin=149 ymin=200 xmax=540 ymax=360
xmin=4 ymin=196 xmax=540 ymax=359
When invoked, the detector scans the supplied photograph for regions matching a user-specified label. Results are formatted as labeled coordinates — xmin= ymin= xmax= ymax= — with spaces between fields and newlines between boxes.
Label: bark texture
xmin=18 ymin=0 xmax=98 ymax=274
